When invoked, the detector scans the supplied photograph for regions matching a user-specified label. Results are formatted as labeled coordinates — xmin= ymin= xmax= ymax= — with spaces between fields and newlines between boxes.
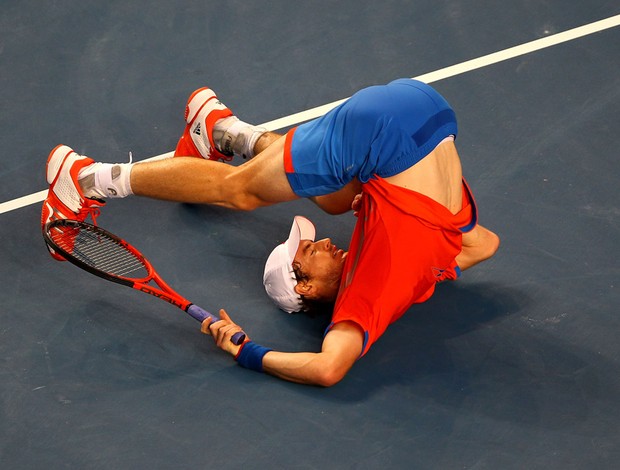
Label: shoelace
xmin=78 ymin=205 xmax=102 ymax=225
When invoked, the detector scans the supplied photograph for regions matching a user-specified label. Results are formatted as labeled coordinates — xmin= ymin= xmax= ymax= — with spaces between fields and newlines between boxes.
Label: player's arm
xmin=262 ymin=322 xmax=363 ymax=386
xmin=203 ymin=312 xmax=363 ymax=387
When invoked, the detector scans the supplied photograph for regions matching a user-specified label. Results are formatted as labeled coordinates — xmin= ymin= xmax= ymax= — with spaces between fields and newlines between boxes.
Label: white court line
xmin=2 ymin=13 xmax=619 ymax=216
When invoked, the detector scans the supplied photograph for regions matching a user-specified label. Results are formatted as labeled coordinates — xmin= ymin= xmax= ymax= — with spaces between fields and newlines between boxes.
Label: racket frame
xmin=43 ymin=219 xmax=245 ymax=344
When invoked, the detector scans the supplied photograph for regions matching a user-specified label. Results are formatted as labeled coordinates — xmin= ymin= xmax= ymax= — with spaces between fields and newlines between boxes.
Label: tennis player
xmin=41 ymin=79 xmax=499 ymax=386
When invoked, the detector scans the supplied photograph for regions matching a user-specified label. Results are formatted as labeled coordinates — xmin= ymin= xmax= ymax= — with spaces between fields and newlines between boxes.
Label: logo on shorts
xmin=193 ymin=123 xmax=201 ymax=136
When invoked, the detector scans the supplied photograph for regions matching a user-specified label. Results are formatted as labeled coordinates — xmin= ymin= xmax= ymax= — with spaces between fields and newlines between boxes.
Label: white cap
xmin=263 ymin=216 xmax=316 ymax=313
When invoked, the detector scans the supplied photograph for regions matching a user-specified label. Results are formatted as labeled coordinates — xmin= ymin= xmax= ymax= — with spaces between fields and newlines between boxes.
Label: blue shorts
xmin=283 ymin=79 xmax=458 ymax=197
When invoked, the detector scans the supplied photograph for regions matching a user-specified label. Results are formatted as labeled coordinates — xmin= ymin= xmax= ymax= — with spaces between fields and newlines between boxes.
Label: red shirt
xmin=328 ymin=176 xmax=477 ymax=356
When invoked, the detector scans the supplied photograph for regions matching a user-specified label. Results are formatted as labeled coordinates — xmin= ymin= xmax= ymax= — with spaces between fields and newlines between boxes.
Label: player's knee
xmin=220 ymin=177 xmax=262 ymax=211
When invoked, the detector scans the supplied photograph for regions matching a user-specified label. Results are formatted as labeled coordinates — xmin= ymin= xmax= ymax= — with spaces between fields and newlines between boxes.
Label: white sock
xmin=213 ymin=117 xmax=266 ymax=159
xmin=78 ymin=162 xmax=134 ymax=199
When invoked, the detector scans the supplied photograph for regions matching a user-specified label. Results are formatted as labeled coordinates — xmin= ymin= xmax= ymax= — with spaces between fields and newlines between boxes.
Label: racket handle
xmin=186 ymin=304 xmax=246 ymax=345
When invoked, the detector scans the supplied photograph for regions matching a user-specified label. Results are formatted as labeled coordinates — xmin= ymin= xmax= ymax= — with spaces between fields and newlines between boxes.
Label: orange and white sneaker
xmin=41 ymin=145 xmax=105 ymax=261
xmin=174 ymin=87 xmax=235 ymax=161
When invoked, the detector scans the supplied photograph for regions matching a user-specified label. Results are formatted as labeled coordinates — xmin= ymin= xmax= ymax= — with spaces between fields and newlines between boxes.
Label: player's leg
xmin=130 ymin=135 xmax=298 ymax=210
xmin=82 ymin=85 xmax=294 ymax=210
xmin=254 ymin=131 xmax=282 ymax=155
xmin=39 ymin=132 xmax=292 ymax=261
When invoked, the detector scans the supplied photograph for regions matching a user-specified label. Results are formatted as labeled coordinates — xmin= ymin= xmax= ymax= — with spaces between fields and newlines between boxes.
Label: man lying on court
xmin=41 ymin=78 xmax=500 ymax=386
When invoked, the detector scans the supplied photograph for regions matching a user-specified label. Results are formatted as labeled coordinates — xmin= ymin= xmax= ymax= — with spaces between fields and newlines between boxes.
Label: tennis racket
xmin=43 ymin=219 xmax=245 ymax=345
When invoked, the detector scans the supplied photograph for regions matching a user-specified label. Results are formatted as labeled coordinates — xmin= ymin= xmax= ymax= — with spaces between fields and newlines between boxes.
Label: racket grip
xmin=186 ymin=304 xmax=246 ymax=345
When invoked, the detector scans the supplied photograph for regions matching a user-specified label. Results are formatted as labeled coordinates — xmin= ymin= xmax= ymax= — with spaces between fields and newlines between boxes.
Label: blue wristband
xmin=235 ymin=342 xmax=272 ymax=372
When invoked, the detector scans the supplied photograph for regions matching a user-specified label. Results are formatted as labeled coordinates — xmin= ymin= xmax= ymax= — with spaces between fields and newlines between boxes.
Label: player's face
xmin=292 ymin=238 xmax=347 ymax=302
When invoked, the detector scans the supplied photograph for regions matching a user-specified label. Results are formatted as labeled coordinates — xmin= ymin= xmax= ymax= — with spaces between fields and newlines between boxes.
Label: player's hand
xmin=351 ymin=193 xmax=363 ymax=216
xmin=201 ymin=309 xmax=248 ymax=356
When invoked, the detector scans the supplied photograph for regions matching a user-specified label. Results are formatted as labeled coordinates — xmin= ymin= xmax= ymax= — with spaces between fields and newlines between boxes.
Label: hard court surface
xmin=1 ymin=1 xmax=619 ymax=469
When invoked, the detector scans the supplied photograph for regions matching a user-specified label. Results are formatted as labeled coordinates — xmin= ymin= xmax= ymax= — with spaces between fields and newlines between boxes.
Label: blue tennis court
xmin=1 ymin=2 xmax=619 ymax=468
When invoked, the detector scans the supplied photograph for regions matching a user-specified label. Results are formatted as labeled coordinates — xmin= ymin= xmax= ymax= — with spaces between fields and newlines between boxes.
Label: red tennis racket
xmin=43 ymin=219 xmax=245 ymax=345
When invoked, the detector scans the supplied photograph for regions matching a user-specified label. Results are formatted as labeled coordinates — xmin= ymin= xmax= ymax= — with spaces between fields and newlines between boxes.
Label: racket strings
xmin=51 ymin=225 xmax=148 ymax=279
